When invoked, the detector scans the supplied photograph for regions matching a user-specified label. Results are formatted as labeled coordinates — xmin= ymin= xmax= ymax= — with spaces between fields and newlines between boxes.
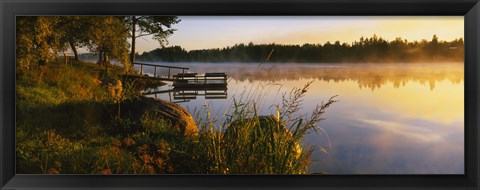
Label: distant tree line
xmin=137 ymin=35 xmax=464 ymax=63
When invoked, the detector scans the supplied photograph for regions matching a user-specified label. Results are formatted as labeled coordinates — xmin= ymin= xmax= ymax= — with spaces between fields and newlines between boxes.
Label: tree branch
xmin=135 ymin=33 xmax=152 ymax=38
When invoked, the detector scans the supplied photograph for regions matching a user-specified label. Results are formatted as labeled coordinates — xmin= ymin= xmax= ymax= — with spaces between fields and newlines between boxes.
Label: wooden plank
xmin=173 ymin=97 xmax=197 ymax=100
xmin=176 ymin=92 xmax=198 ymax=96
xmin=205 ymin=96 xmax=228 ymax=99
xmin=174 ymin=73 xmax=198 ymax=77
xmin=142 ymin=89 xmax=175 ymax=95
xmin=133 ymin=62 xmax=189 ymax=70
xmin=205 ymin=72 xmax=226 ymax=77
xmin=173 ymin=83 xmax=227 ymax=88
xmin=204 ymin=92 xmax=228 ymax=96
xmin=122 ymin=74 xmax=175 ymax=81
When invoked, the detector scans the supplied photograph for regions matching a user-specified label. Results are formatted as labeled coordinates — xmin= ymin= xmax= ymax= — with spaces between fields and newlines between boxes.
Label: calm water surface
xmin=139 ymin=62 xmax=464 ymax=174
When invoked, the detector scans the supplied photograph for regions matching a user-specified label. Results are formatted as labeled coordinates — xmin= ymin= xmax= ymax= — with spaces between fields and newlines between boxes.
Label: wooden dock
xmin=125 ymin=63 xmax=228 ymax=88
xmin=124 ymin=62 xmax=190 ymax=81
xmin=172 ymin=72 xmax=228 ymax=88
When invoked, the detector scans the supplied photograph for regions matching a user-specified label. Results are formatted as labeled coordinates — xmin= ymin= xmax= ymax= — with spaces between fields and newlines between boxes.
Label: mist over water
xmin=143 ymin=62 xmax=464 ymax=174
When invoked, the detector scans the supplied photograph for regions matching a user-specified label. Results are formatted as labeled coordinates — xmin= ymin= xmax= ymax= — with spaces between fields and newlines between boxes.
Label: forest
xmin=137 ymin=35 xmax=464 ymax=63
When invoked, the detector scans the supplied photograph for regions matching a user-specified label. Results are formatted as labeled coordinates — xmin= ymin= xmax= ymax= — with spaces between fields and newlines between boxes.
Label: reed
xmin=195 ymin=80 xmax=337 ymax=174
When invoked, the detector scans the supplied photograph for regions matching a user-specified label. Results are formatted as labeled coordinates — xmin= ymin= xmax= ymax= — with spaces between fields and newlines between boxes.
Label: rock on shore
xmin=121 ymin=97 xmax=198 ymax=137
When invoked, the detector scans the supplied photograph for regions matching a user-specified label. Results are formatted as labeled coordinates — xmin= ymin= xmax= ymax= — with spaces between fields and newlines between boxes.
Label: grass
xmin=16 ymin=59 xmax=337 ymax=174
xmin=195 ymin=81 xmax=337 ymax=174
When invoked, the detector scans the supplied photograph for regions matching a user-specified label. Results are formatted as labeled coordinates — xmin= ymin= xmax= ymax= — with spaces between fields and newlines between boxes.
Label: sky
xmin=134 ymin=16 xmax=464 ymax=53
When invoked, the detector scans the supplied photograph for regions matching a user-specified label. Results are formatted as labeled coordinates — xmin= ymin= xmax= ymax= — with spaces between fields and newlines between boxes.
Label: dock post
xmin=154 ymin=66 xmax=157 ymax=78
xmin=140 ymin=64 xmax=143 ymax=75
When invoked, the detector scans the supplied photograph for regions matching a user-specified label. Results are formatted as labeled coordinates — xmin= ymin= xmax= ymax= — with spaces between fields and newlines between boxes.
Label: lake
xmin=138 ymin=62 xmax=464 ymax=174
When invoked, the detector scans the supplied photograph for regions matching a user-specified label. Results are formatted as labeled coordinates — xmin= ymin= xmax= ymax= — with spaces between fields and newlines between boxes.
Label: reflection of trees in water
xmin=187 ymin=63 xmax=464 ymax=91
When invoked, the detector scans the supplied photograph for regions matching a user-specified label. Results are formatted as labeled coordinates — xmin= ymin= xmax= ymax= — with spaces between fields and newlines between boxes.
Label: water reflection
xmin=303 ymin=79 xmax=464 ymax=174
xmin=143 ymin=62 xmax=464 ymax=174
xmin=139 ymin=62 xmax=462 ymax=91
xmin=144 ymin=86 xmax=228 ymax=103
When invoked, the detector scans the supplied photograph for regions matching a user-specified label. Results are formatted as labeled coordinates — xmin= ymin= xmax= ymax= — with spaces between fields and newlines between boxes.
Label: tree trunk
xmin=130 ymin=16 xmax=137 ymax=64
xmin=97 ymin=51 xmax=103 ymax=65
xmin=68 ymin=40 xmax=79 ymax=62
xmin=103 ymin=53 xmax=110 ymax=64
xmin=117 ymin=103 xmax=121 ymax=119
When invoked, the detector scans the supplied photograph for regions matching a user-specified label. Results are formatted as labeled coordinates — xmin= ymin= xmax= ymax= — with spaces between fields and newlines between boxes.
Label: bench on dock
xmin=173 ymin=73 xmax=198 ymax=79
xmin=172 ymin=73 xmax=198 ymax=84
xmin=205 ymin=73 xmax=227 ymax=78
xmin=173 ymin=73 xmax=226 ymax=78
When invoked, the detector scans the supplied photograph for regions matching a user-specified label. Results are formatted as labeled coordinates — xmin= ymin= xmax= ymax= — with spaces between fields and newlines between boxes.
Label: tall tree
xmin=129 ymin=16 xmax=180 ymax=64
xmin=87 ymin=16 xmax=130 ymax=69
xmin=65 ymin=17 xmax=91 ymax=61
xmin=17 ymin=16 xmax=38 ymax=69
xmin=16 ymin=16 xmax=65 ymax=69
xmin=54 ymin=16 xmax=93 ymax=61
xmin=17 ymin=16 xmax=132 ymax=72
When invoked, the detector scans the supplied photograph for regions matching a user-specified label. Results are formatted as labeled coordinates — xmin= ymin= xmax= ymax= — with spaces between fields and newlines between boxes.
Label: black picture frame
xmin=1 ymin=0 xmax=479 ymax=189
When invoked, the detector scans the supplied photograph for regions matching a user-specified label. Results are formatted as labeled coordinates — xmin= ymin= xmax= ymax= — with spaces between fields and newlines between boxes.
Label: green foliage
xmin=137 ymin=46 xmax=188 ymax=62
xmin=16 ymin=127 xmax=100 ymax=174
xmin=140 ymin=112 xmax=173 ymax=136
xmin=105 ymin=112 xmax=204 ymax=174
xmin=16 ymin=17 xmax=66 ymax=69
xmin=16 ymin=16 xmax=147 ymax=73
xmin=131 ymin=16 xmax=180 ymax=47
xmin=128 ymin=16 xmax=180 ymax=65
xmin=87 ymin=16 xmax=131 ymax=67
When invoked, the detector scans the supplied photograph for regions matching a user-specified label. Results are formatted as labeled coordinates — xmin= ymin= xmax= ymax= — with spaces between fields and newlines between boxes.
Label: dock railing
xmin=133 ymin=62 xmax=189 ymax=79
